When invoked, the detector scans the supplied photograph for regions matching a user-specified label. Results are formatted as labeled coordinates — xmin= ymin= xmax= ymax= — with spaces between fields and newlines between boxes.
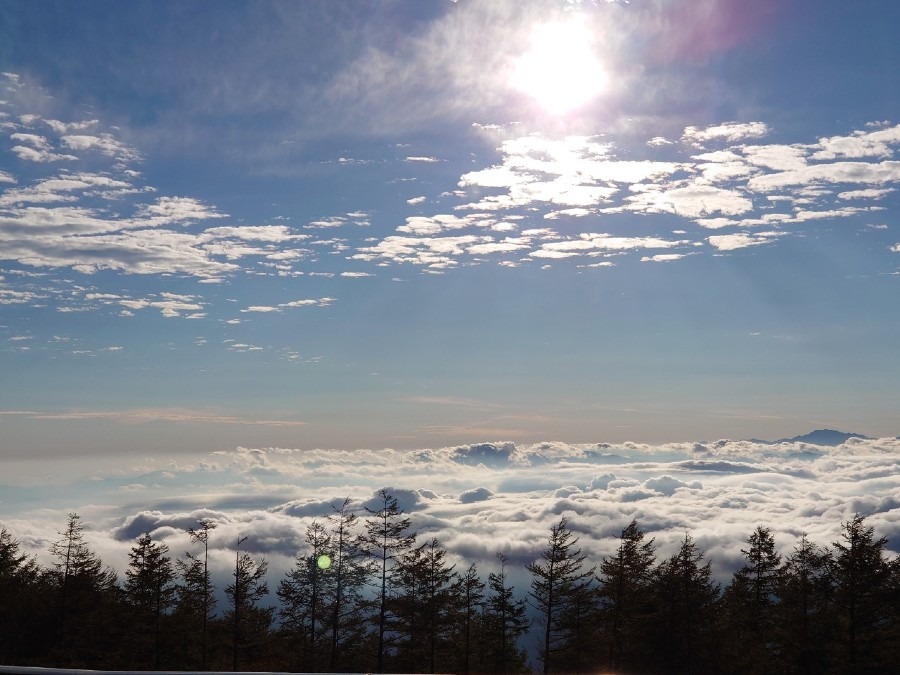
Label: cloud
xmin=812 ymin=123 xmax=900 ymax=160
xmin=837 ymin=188 xmax=894 ymax=200
xmin=682 ymin=121 xmax=770 ymax=145
xmin=459 ymin=487 xmax=493 ymax=504
xmin=641 ymin=253 xmax=689 ymax=262
xmin=240 ymin=297 xmax=335 ymax=313
xmin=644 ymin=475 xmax=702 ymax=495
xmin=5 ymin=436 xmax=900 ymax=592
xmin=10 ymin=145 xmax=78 ymax=163
xmin=708 ymin=231 xmax=785 ymax=251
xmin=747 ymin=161 xmax=900 ymax=192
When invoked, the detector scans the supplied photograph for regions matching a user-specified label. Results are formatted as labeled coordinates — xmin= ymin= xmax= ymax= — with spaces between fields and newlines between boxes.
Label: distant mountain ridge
xmin=750 ymin=428 xmax=872 ymax=446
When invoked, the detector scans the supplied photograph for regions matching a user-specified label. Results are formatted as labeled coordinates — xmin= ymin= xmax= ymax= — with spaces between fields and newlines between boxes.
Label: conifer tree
xmin=124 ymin=532 xmax=177 ymax=669
xmin=648 ymin=532 xmax=721 ymax=674
xmin=721 ymin=525 xmax=782 ymax=673
xmin=177 ymin=518 xmax=217 ymax=670
xmin=485 ymin=553 xmax=529 ymax=674
xmin=278 ymin=520 xmax=334 ymax=671
xmin=829 ymin=514 xmax=896 ymax=673
xmin=226 ymin=536 xmax=272 ymax=671
xmin=775 ymin=534 xmax=833 ymax=675
xmin=527 ymin=517 xmax=595 ymax=675
xmin=48 ymin=513 xmax=120 ymax=666
xmin=453 ymin=562 xmax=486 ymax=674
xmin=0 ymin=527 xmax=44 ymax=663
xmin=325 ymin=497 xmax=371 ymax=671
xmin=360 ymin=488 xmax=416 ymax=672
xmin=597 ymin=519 xmax=656 ymax=672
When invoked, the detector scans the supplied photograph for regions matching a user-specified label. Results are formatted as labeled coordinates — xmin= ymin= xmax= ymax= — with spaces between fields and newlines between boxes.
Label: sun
xmin=511 ymin=19 xmax=608 ymax=116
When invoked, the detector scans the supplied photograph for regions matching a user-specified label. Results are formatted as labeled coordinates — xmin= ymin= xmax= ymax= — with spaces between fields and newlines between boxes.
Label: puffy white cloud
xmin=837 ymin=188 xmax=894 ymax=200
xmin=532 ymin=232 xmax=687 ymax=258
xmin=741 ymin=144 xmax=809 ymax=171
xmin=10 ymin=132 xmax=51 ymax=150
xmin=61 ymin=133 xmax=140 ymax=162
xmin=708 ymin=231 xmax=786 ymax=251
xmin=7 ymin=436 xmax=900 ymax=586
xmin=641 ymin=253 xmax=689 ymax=262
xmin=10 ymin=145 xmax=77 ymax=162
xmin=459 ymin=487 xmax=493 ymax=503
xmin=812 ymin=123 xmax=900 ymax=160
xmin=625 ymin=184 xmax=753 ymax=218
xmin=747 ymin=161 xmax=900 ymax=192
xmin=682 ymin=121 xmax=770 ymax=145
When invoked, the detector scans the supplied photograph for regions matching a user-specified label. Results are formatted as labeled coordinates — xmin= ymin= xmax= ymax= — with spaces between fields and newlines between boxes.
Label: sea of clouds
xmin=3 ymin=434 xmax=900 ymax=594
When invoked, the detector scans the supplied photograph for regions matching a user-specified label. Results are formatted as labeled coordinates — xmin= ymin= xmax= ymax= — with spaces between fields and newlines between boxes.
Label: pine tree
xmin=47 ymin=513 xmax=120 ymax=667
xmin=177 ymin=518 xmax=217 ymax=670
xmin=597 ymin=519 xmax=656 ymax=672
xmin=721 ymin=525 xmax=782 ymax=673
xmin=648 ymin=532 xmax=721 ymax=674
xmin=277 ymin=520 xmax=334 ymax=671
xmin=829 ymin=514 xmax=896 ymax=673
xmin=484 ymin=553 xmax=529 ymax=674
xmin=774 ymin=534 xmax=833 ymax=675
xmin=391 ymin=537 xmax=457 ymax=672
xmin=360 ymin=488 xmax=416 ymax=672
xmin=325 ymin=497 xmax=371 ymax=672
xmin=453 ymin=562 xmax=486 ymax=674
xmin=226 ymin=536 xmax=272 ymax=672
xmin=0 ymin=527 xmax=44 ymax=663
xmin=527 ymin=517 xmax=595 ymax=675
xmin=124 ymin=532 xmax=177 ymax=669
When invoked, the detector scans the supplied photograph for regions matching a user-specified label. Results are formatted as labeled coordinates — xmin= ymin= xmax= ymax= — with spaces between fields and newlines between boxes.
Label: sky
xmin=1 ymin=0 xmax=900 ymax=589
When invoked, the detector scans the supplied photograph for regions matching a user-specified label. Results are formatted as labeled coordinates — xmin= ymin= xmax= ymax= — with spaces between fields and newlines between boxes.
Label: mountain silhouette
xmin=751 ymin=428 xmax=872 ymax=446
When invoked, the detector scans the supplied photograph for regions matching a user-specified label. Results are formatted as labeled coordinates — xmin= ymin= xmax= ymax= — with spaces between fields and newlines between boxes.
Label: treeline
xmin=2 ymin=489 xmax=900 ymax=674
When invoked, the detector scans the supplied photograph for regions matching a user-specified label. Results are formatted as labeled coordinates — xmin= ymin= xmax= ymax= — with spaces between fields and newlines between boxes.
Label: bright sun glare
xmin=511 ymin=19 xmax=607 ymax=116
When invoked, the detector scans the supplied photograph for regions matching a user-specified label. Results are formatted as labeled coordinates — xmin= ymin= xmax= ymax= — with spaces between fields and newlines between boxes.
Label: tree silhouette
xmin=0 ymin=527 xmax=44 ymax=663
xmin=454 ymin=562 xmax=485 ymax=674
xmin=527 ymin=517 xmax=595 ymax=675
xmin=360 ymin=488 xmax=416 ymax=672
xmin=124 ymin=532 xmax=176 ymax=669
xmin=48 ymin=513 xmax=119 ymax=667
xmin=278 ymin=520 xmax=333 ymax=671
xmin=597 ymin=519 xmax=656 ymax=672
xmin=648 ymin=532 xmax=721 ymax=674
xmin=722 ymin=525 xmax=782 ymax=673
xmin=178 ymin=518 xmax=217 ymax=670
xmin=325 ymin=497 xmax=370 ymax=672
xmin=485 ymin=553 xmax=529 ymax=674
xmin=829 ymin=514 xmax=895 ymax=673
xmin=774 ymin=534 xmax=833 ymax=675
xmin=226 ymin=536 xmax=271 ymax=672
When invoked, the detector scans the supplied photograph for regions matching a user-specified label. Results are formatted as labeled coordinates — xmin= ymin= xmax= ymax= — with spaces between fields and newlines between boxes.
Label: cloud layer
xmin=4 ymin=435 xmax=900 ymax=589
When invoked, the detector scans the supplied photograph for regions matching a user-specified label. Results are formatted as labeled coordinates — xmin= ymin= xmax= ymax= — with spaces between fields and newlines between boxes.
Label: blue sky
xmin=1 ymin=0 xmax=900 ymax=580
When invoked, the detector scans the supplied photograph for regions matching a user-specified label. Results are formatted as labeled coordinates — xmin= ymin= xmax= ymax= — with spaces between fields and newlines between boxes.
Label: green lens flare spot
xmin=317 ymin=554 xmax=332 ymax=570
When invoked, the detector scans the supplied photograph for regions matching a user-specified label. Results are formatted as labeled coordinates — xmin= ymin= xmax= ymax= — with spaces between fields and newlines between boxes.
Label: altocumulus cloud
xmin=4 ymin=435 xmax=900 ymax=585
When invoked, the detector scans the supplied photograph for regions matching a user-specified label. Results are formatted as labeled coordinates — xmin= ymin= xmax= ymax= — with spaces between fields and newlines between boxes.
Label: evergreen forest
xmin=2 ymin=488 xmax=900 ymax=674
